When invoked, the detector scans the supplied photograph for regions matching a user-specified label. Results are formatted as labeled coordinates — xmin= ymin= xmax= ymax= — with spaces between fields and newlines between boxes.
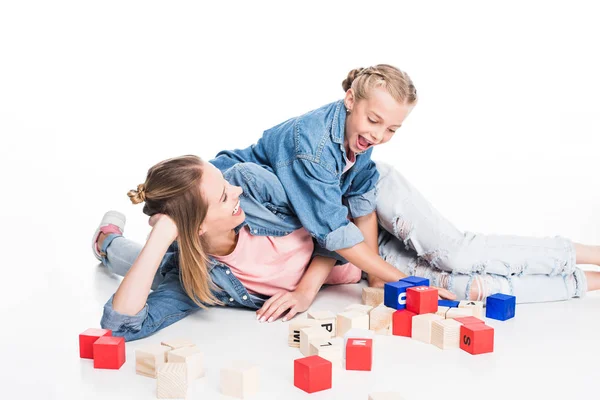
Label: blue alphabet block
xmin=485 ymin=293 xmax=516 ymax=321
xmin=401 ymin=276 xmax=430 ymax=287
xmin=438 ymin=299 xmax=460 ymax=308
xmin=384 ymin=281 xmax=414 ymax=310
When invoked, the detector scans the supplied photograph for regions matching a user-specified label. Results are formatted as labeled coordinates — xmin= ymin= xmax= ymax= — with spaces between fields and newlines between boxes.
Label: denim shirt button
xmin=229 ymin=298 xmax=234 ymax=302
xmin=253 ymin=229 xmax=258 ymax=233
xmin=242 ymin=295 xmax=248 ymax=300
xmin=225 ymin=270 xmax=231 ymax=275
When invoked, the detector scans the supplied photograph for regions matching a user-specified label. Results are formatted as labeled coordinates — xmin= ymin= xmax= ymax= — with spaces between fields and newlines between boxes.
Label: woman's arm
xmin=256 ymin=255 xmax=336 ymax=323
xmin=112 ymin=215 xmax=178 ymax=315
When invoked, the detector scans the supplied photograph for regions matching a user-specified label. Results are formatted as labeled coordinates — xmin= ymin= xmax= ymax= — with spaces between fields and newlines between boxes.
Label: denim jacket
xmin=211 ymin=100 xmax=380 ymax=252
xmin=100 ymin=162 xmax=336 ymax=341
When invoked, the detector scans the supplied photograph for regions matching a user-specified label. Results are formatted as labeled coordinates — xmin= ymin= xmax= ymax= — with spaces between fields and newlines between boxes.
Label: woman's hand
xmin=436 ymin=286 xmax=457 ymax=300
xmin=148 ymin=213 xmax=178 ymax=242
xmin=256 ymin=290 xmax=314 ymax=323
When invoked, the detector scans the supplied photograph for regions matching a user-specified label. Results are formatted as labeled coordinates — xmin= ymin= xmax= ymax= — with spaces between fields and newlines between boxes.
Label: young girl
xmin=92 ymin=155 xmax=456 ymax=341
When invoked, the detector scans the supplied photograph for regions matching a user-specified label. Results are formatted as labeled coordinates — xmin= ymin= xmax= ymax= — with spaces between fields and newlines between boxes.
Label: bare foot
xmin=96 ymin=232 xmax=108 ymax=252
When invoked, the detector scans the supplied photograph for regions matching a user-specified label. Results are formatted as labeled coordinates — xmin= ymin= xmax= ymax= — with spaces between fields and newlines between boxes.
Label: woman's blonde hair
xmin=127 ymin=155 xmax=221 ymax=308
xmin=342 ymin=64 xmax=417 ymax=105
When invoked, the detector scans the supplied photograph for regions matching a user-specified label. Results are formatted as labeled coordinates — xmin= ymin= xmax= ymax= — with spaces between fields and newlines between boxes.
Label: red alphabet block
xmin=294 ymin=355 xmax=332 ymax=393
xmin=406 ymin=286 xmax=438 ymax=314
xmin=346 ymin=338 xmax=373 ymax=371
xmin=392 ymin=309 xmax=416 ymax=337
xmin=454 ymin=316 xmax=485 ymax=326
xmin=79 ymin=328 xmax=112 ymax=359
xmin=93 ymin=336 xmax=126 ymax=369
xmin=460 ymin=324 xmax=494 ymax=355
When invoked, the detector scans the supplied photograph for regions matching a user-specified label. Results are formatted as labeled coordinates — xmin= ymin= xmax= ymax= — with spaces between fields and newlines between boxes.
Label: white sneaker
xmin=92 ymin=211 xmax=126 ymax=260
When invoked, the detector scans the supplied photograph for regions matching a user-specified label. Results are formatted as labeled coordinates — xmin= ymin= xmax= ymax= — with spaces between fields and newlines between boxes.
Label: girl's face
xmin=344 ymin=86 xmax=415 ymax=157
xmin=199 ymin=163 xmax=245 ymax=235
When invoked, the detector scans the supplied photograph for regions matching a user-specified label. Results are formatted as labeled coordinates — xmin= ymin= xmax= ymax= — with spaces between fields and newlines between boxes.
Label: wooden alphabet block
xmin=220 ymin=361 xmax=259 ymax=399
xmin=453 ymin=316 xmax=485 ymax=326
xmin=460 ymin=324 xmax=494 ymax=355
xmin=445 ymin=307 xmax=474 ymax=319
xmin=93 ymin=336 xmax=125 ymax=370
xmin=300 ymin=327 xmax=331 ymax=357
xmin=431 ymin=319 xmax=462 ymax=350
xmin=309 ymin=337 xmax=343 ymax=367
xmin=336 ymin=310 xmax=369 ymax=337
xmin=392 ymin=309 xmax=416 ymax=337
xmin=438 ymin=299 xmax=460 ymax=308
xmin=435 ymin=306 xmax=450 ymax=318
xmin=362 ymin=287 xmax=385 ymax=307
xmin=160 ymin=338 xmax=195 ymax=350
xmin=294 ymin=355 xmax=332 ymax=393
xmin=411 ymin=313 xmax=443 ymax=344
xmin=486 ymin=293 xmax=516 ymax=321
xmin=157 ymin=363 xmax=188 ymax=399
xmin=343 ymin=328 xmax=375 ymax=359
xmin=79 ymin=328 xmax=112 ymax=359
xmin=406 ymin=286 xmax=438 ymax=314
xmin=136 ymin=344 xmax=171 ymax=378
xmin=307 ymin=309 xmax=336 ymax=336
xmin=344 ymin=304 xmax=374 ymax=314
xmin=459 ymin=300 xmax=484 ymax=319
xmin=168 ymin=345 xmax=204 ymax=380
xmin=288 ymin=319 xmax=319 ymax=348
xmin=401 ymin=276 xmax=430 ymax=287
xmin=346 ymin=338 xmax=373 ymax=371
xmin=369 ymin=392 xmax=406 ymax=400
xmin=369 ymin=303 xmax=395 ymax=333
xmin=383 ymin=281 xmax=413 ymax=310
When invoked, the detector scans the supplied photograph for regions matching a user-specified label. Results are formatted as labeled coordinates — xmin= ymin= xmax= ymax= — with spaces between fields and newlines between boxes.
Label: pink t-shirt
xmin=211 ymin=226 xmax=362 ymax=296
xmin=343 ymin=150 xmax=356 ymax=174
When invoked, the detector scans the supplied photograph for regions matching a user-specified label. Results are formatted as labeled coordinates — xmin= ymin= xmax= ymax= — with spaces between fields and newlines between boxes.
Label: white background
xmin=1 ymin=1 xmax=599 ymax=399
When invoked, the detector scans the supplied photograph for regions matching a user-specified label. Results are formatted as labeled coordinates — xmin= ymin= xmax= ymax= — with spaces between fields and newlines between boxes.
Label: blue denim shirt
xmin=100 ymin=162 xmax=336 ymax=341
xmin=211 ymin=100 xmax=380 ymax=252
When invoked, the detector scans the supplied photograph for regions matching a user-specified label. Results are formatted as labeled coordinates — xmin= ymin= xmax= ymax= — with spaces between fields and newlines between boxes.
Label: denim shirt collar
xmin=330 ymin=99 xmax=347 ymax=145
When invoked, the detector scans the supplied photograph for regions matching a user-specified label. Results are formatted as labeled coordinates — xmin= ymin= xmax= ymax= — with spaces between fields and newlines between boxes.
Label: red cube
xmin=460 ymin=324 xmax=494 ymax=355
xmin=406 ymin=286 xmax=438 ymax=314
xmin=93 ymin=336 xmax=126 ymax=369
xmin=346 ymin=338 xmax=373 ymax=371
xmin=454 ymin=316 xmax=485 ymax=326
xmin=392 ymin=309 xmax=416 ymax=337
xmin=294 ymin=355 xmax=332 ymax=393
xmin=79 ymin=328 xmax=112 ymax=359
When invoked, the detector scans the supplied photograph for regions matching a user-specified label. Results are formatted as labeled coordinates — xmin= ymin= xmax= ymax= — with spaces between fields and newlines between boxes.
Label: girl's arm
xmin=353 ymin=211 xmax=387 ymax=287
xmin=256 ymin=255 xmax=336 ymax=323
xmin=112 ymin=215 xmax=178 ymax=315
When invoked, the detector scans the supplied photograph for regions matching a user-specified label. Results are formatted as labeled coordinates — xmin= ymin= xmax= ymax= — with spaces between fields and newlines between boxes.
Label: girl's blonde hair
xmin=342 ymin=64 xmax=417 ymax=105
xmin=127 ymin=155 xmax=221 ymax=308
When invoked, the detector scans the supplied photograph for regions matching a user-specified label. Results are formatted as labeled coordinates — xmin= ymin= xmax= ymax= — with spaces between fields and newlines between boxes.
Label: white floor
xmin=5 ymin=225 xmax=600 ymax=399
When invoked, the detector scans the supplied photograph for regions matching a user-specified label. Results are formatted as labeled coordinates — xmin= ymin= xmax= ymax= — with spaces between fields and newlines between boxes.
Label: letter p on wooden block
xmin=486 ymin=293 xmax=516 ymax=321
xmin=345 ymin=338 xmax=373 ymax=371
xmin=294 ymin=355 xmax=332 ymax=394
xmin=406 ymin=286 xmax=438 ymax=314
xmin=79 ymin=328 xmax=112 ymax=359
xmin=460 ymin=324 xmax=494 ymax=355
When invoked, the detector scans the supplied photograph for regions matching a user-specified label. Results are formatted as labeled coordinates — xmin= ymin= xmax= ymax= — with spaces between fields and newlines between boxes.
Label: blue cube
xmin=384 ymin=281 xmax=414 ymax=310
xmin=401 ymin=276 xmax=430 ymax=287
xmin=486 ymin=293 xmax=516 ymax=321
xmin=438 ymin=299 xmax=460 ymax=308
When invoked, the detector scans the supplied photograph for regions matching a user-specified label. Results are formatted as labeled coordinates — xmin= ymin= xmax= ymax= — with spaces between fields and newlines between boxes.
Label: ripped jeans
xmin=374 ymin=161 xmax=587 ymax=304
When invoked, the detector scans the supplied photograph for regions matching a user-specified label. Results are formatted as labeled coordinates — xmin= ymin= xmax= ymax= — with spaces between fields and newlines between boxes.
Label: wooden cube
xmin=168 ymin=345 xmax=204 ymax=380
xmin=369 ymin=392 xmax=406 ymax=400
xmin=401 ymin=276 xmax=429 ymax=287
xmin=383 ymin=281 xmax=413 ymax=310
xmin=288 ymin=319 xmax=319 ymax=348
xmin=460 ymin=324 xmax=494 ymax=355
xmin=392 ymin=309 xmax=416 ymax=337
xmin=294 ymin=355 xmax=332 ymax=393
xmin=336 ymin=310 xmax=369 ymax=337
xmin=369 ymin=304 xmax=395 ymax=333
xmin=157 ymin=363 xmax=188 ymax=399
xmin=93 ymin=336 xmax=125 ymax=370
xmin=453 ymin=316 xmax=485 ymax=326
xmin=79 ymin=328 xmax=112 ymax=359
xmin=309 ymin=337 xmax=343 ymax=367
xmin=362 ymin=287 xmax=385 ymax=307
xmin=346 ymin=338 xmax=373 ymax=371
xmin=411 ymin=314 xmax=443 ymax=344
xmin=406 ymin=286 xmax=438 ymax=314
xmin=160 ymin=338 xmax=195 ymax=350
xmin=344 ymin=304 xmax=374 ymax=314
xmin=486 ymin=293 xmax=516 ymax=321
xmin=136 ymin=344 xmax=171 ymax=378
xmin=343 ymin=328 xmax=375 ymax=359
xmin=446 ymin=307 xmax=474 ymax=319
xmin=307 ymin=309 xmax=336 ymax=336
xmin=435 ymin=306 xmax=450 ymax=318
xmin=431 ymin=319 xmax=462 ymax=350
xmin=438 ymin=299 xmax=460 ymax=308
xmin=220 ymin=361 xmax=259 ymax=399
xmin=300 ymin=326 xmax=331 ymax=357
xmin=459 ymin=300 xmax=484 ymax=319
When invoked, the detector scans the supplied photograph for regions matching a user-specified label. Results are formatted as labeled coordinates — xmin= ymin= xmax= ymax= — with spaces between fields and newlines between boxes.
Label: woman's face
xmin=199 ymin=163 xmax=245 ymax=234
xmin=344 ymin=86 xmax=415 ymax=157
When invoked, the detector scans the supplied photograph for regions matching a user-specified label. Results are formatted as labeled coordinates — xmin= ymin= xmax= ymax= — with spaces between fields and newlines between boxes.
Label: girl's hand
xmin=256 ymin=290 xmax=314 ymax=323
xmin=436 ymin=286 xmax=457 ymax=300
xmin=148 ymin=213 xmax=178 ymax=242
